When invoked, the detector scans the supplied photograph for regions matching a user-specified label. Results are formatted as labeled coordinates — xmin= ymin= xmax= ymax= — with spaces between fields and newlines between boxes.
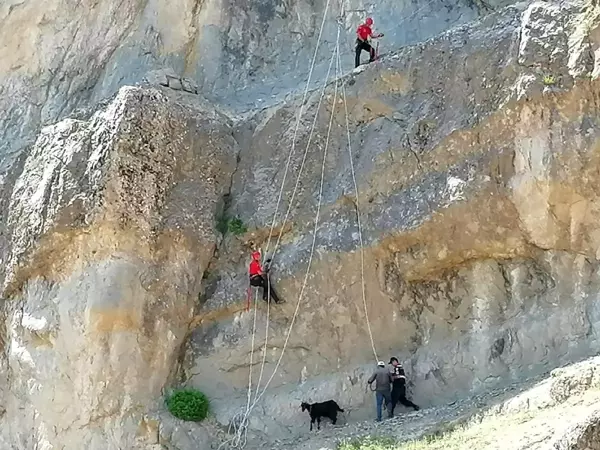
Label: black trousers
xmin=249 ymin=275 xmax=281 ymax=303
xmin=355 ymin=39 xmax=375 ymax=68
xmin=391 ymin=384 xmax=419 ymax=414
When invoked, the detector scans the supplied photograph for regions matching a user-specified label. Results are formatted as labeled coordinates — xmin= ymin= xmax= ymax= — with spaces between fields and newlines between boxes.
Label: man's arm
xmin=367 ymin=372 xmax=376 ymax=384
xmin=397 ymin=367 xmax=406 ymax=380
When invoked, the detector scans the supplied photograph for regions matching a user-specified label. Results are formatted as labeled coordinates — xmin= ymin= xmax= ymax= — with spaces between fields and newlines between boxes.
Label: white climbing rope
xmin=252 ymin=280 xmax=270 ymax=404
xmin=227 ymin=0 xmax=334 ymax=446
xmin=224 ymin=2 xmax=462 ymax=446
xmin=244 ymin=290 xmax=259 ymax=421
xmin=262 ymin=0 xmax=334 ymax=259
xmin=219 ymin=24 xmax=341 ymax=450
xmin=247 ymin=36 xmax=342 ymax=417
xmin=244 ymin=0 xmax=334 ymax=433
xmin=263 ymin=0 xmax=437 ymax=262
xmin=247 ymin=3 xmax=442 ymax=423
xmin=336 ymin=36 xmax=379 ymax=363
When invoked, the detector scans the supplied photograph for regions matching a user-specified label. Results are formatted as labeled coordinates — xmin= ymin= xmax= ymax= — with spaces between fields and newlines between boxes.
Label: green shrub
xmin=215 ymin=215 xmax=247 ymax=236
xmin=542 ymin=74 xmax=556 ymax=86
xmin=166 ymin=388 xmax=210 ymax=422
xmin=228 ymin=217 xmax=248 ymax=235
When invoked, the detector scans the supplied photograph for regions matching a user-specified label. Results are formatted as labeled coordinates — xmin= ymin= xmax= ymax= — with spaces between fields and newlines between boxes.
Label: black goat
xmin=300 ymin=400 xmax=345 ymax=431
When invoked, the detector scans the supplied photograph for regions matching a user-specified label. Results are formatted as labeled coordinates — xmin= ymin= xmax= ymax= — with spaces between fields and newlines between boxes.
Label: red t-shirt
xmin=357 ymin=24 xmax=373 ymax=41
xmin=249 ymin=260 xmax=262 ymax=276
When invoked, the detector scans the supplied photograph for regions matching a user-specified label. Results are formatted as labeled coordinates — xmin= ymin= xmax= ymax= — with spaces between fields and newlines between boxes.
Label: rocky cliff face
xmin=3 ymin=0 xmax=600 ymax=449
xmin=0 ymin=87 xmax=237 ymax=449
xmin=0 ymin=0 xmax=515 ymax=170
xmin=191 ymin=0 xmax=600 ymax=437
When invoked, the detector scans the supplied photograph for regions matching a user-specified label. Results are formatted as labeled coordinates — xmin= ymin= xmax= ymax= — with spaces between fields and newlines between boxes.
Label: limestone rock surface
xmin=0 ymin=86 xmax=237 ymax=450
xmin=184 ymin=0 xmax=600 ymax=443
xmin=0 ymin=0 xmax=516 ymax=171
xmin=3 ymin=0 xmax=600 ymax=449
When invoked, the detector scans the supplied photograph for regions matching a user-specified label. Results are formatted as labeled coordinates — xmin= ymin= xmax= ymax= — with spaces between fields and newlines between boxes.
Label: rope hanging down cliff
xmin=218 ymin=7 xmax=338 ymax=450
xmin=221 ymin=2 xmax=423 ymax=447
xmin=244 ymin=0 xmax=335 ymax=431
xmin=244 ymin=1 xmax=441 ymax=423
xmin=220 ymin=32 xmax=354 ymax=450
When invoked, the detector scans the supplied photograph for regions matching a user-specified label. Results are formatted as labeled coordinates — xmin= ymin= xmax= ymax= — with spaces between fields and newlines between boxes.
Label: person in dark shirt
xmin=367 ymin=361 xmax=393 ymax=421
xmin=389 ymin=357 xmax=419 ymax=414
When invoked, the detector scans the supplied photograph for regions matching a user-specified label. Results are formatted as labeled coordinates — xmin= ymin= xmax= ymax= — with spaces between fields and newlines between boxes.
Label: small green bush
xmin=166 ymin=388 xmax=210 ymax=422
xmin=215 ymin=215 xmax=247 ymax=236
xmin=228 ymin=217 xmax=248 ymax=235
xmin=542 ymin=74 xmax=556 ymax=86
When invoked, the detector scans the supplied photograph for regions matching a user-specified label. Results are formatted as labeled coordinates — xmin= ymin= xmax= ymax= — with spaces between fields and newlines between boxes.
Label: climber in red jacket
xmin=355 ymin=17 xmax=384 ymax=68
xmin=249 ymin=251 xmax=283 ymax=304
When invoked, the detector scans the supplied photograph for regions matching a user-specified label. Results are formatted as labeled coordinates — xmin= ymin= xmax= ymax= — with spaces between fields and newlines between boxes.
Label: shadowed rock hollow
xmin=3 ymin=0 xmax=600 ymax=449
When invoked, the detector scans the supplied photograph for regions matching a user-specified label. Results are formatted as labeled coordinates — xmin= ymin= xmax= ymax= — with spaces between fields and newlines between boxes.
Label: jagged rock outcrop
xmin=3 ymin=0 xmax=600 ymax=449
xmin=0 ymin=86 xmax=237 ymax=449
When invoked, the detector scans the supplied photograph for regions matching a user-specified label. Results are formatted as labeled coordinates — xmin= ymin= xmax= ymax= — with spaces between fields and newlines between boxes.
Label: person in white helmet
xmin=367 ymin=360 xmax=393 ymax=421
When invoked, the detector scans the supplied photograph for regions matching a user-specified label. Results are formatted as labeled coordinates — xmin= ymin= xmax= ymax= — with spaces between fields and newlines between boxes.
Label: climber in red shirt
xmin=355 ymin=17 xmax=384 ymax=68
xmin=249 ymin=251 xmax=283 ymax=304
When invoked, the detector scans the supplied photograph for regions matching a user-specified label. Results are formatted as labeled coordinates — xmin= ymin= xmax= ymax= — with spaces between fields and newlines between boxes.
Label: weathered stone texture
xmin=0 ymin=0 xmax=518 ymax=173
xmin=4 ymin=0 xmax=600 ymax=449
xmin=0 ymin=86 xmax=237 ymax=449
xmin=183 ymin=0 xmax=600 ymax=442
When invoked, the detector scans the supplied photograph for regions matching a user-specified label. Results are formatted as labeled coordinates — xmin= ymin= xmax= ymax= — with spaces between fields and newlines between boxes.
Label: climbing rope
xmin=219 ymin=21 xmax=341 ymax=450
xmin=263 ymin=0 xmax=439 ymax=264
xmin=223 ymin=1 xmax=459 ymax=446
xmin=262 ymin=0 xmax=334 ymax=260
xmin=252 ymin=279 xmax=270 ymax=405
xmin=250 ymin=31 xmax=342 ymax=410
xmin=244 ymin=0 xmax=334 ymax=434
xmin=248 ymin=34 xmax=340 ymax=416
xmin=336 ymin=37 xmax=379 ymax=363
xmin=244 ymin=290 xmax=259 ymax=421
xmin=230 ymin=0 xmax=334 ymax=445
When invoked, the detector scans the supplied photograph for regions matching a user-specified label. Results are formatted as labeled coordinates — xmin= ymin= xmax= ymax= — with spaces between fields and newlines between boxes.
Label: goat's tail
xmin=338 ymin=406 xmax=345 ymax=413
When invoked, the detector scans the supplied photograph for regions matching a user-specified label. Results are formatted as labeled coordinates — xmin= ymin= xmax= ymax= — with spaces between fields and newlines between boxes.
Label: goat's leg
xmin=310 ymin=416 xmax=314 ymax=431
xmin=317 ymin=417 xmax=321 ymax=430
xmin=331 ymin=412 xmax=337 ymax=425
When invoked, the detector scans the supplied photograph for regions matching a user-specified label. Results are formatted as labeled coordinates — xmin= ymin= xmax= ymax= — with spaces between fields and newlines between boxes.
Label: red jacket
xmin=249 ymin=260 xmax=263 ymax=277
xmin=357 ymin=23 xmax=373 ymax=41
